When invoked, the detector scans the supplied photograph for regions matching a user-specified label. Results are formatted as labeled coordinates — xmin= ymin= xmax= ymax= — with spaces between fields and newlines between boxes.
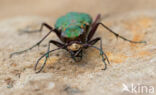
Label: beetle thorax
xmin=67 ymin=43 xmax=82 ymax=51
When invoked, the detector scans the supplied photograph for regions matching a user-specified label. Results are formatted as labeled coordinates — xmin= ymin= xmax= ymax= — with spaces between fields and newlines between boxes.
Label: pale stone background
xmin=0 ymin=0 xmax=156 ymax=95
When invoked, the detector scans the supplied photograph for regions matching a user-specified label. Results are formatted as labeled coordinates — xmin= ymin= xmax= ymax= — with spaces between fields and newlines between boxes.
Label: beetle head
xmin=67 ymin=43 xmax=82 ymax=51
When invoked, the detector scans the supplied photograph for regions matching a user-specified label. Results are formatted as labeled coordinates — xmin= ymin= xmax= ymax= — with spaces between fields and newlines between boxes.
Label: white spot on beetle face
xmin=67 ymin=43 xmax=82 ymax=51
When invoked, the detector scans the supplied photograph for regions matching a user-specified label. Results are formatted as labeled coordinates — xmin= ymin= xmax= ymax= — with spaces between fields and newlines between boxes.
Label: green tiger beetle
xmin=10 ymin=12 xmax=146 ymax=73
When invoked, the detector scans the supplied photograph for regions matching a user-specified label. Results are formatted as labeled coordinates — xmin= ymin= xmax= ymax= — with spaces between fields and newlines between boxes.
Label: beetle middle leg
xmin=35 ymin=40 xmax=65 ymax=73
xmin=10 ymin=23 xmax=59 ymax=58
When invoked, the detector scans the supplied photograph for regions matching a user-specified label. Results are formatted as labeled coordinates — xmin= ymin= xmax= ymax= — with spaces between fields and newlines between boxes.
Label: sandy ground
xmin=0 ymin=0 xmax=156 ymax=95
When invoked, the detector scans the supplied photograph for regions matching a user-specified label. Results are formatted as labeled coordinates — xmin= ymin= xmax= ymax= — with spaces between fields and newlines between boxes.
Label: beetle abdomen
xmin=55 ymin=12 xmax=92 ymax=41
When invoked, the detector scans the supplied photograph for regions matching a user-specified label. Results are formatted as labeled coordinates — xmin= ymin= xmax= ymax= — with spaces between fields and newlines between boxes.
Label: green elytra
xmin=55 ymin=12 xmax=92 ymax=38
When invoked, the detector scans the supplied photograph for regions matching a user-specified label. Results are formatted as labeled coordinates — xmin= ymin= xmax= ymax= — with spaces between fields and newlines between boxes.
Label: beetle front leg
xmin=34 ymin=48 xmax=61 ymax=73
xmin=35 ymin=40 xmax=65 ymax=73
xmin=85 ymin=37 xmax=110 ymax=70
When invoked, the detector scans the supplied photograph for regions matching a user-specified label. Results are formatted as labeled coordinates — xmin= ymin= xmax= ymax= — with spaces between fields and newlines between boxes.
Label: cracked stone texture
xmin=0 ymin=0 xmax=156 ymax=95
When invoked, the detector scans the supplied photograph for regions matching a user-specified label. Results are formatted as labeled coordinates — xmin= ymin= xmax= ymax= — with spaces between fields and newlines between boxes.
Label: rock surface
xmin=0 ymin=0 xmax=156 ymax=95
xmin=0 ymin=11 xmax=155 ymax=95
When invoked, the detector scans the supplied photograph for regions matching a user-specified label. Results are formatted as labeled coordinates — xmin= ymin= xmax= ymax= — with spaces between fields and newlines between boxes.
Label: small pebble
xmin=48 ymin=82 xmax=55 ymax=89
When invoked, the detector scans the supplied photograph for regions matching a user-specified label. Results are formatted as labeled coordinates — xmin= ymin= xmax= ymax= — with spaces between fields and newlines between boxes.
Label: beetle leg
xmin=85 ymin=37 xmax=110 ymax=70
xmin=10 ymin=31 xmax=52 ymax=57
xmin=35 ymin=40 xmax=65 ymax=73
xmin=22 ymin=23 xmax=53 ymax=33
xmin=87 ymin=14 xmax=146 ymax=43
xmin=10 ymin=24 xmax=60 ymax=58
xmin=34 ymin=48 xmax=61 ymax=73
xmin=88 ymin=22 xmax=146 ymax=43
xmin=98 ymin=23 xmax=147 ymax=43
xmin=88 ymin=37 xmax=101 ymax=46
xmin=87 ymin=14 xmax=101 ymax=41
xmin=90 ymin=45 xmax=109 ymax=70
xmin=49 ymin=40 xmax=65 ymax=48
xmin=36 ymin=23 xmax=60 ymax=37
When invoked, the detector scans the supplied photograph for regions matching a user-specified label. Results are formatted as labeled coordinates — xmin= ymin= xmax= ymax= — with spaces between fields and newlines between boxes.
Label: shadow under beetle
xmin=10 ymin=12 xmax=146 ymax=73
